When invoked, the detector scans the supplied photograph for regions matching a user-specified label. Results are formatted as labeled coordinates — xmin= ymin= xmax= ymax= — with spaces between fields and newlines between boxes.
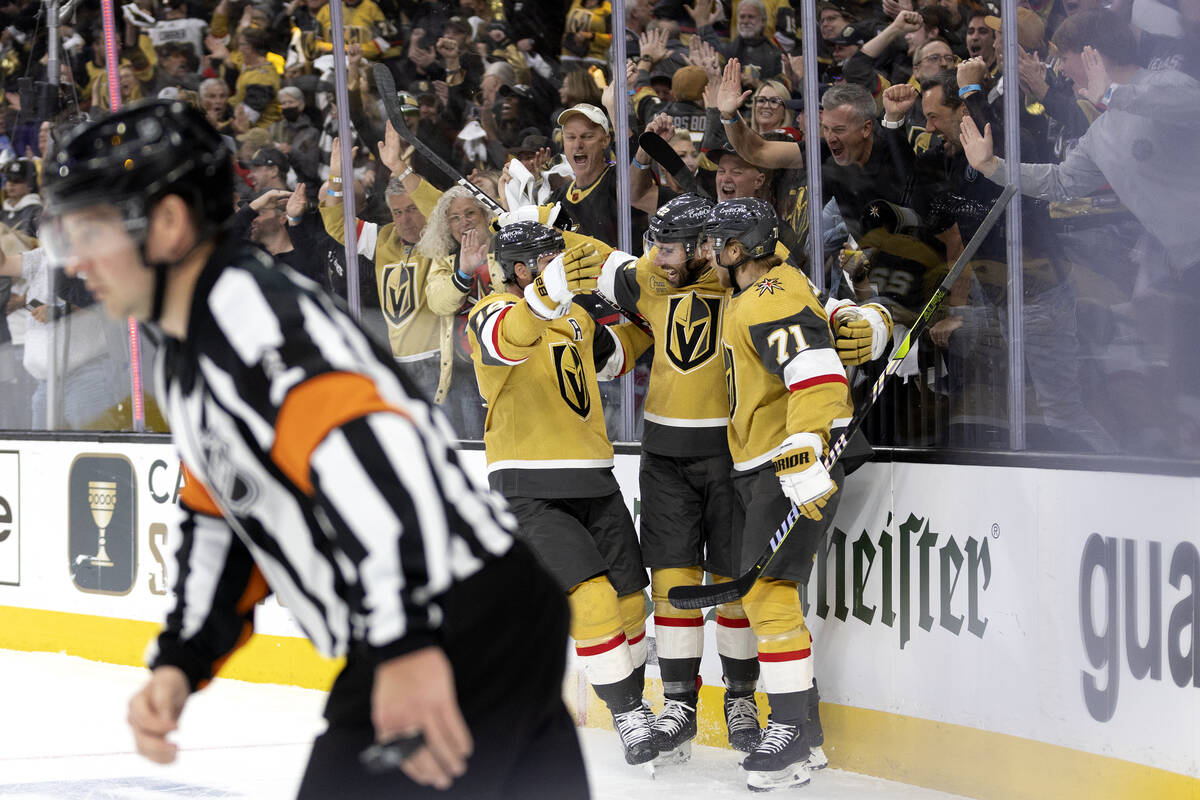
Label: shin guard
xmin=570 ymin=576 xmax=637 ymax=711
xmin=743 ymin=577 xmax=813 ymax=722
xmin=651 ymin=567 xmax=704 ymax=699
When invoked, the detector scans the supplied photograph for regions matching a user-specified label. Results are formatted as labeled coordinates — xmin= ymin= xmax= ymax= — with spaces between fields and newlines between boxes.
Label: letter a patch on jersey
xmin=381 ymin=264 xmax=416 ymax=328
xmin=665 ymin=291 xmax=722 ymax=373
xmin=551 ymin=342 xmax=591 ymax=419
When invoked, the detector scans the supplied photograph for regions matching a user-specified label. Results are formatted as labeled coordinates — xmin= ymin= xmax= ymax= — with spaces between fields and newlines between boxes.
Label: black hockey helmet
xmin=644 ymin=193 xmax=713 ymax=257
xmin=489 ymin=220 xmax=565 ymax=284
xmin=705 ymin=197 xmax=779 ymax=265
xmin=42 ymin=99 xmax=234 ymax=321
xmin=43 ymin=99 xmax=233 ymax=239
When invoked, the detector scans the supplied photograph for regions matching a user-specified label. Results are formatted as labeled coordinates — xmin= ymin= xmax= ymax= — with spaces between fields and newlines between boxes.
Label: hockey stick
xmin=637 ymin=132 xmax=705 ymax=197
xmin=668 ymin=184 xmax=1017 ymax=610
xmin=373 ymin=63 xmax=504 ymax=214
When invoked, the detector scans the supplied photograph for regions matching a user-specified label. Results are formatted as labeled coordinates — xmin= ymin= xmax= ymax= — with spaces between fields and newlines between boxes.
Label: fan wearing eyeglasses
xmin=749 ymin=80 xmax=792 ymax=135
xmin=900 ymin=39 xmax=960 ymax=148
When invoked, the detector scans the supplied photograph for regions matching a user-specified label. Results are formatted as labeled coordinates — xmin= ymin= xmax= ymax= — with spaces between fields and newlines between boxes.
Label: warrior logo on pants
xmin=551 ymin=342 xmax=591 ymax=419
xmin=665 ymin=292 xmax=722 ymax=373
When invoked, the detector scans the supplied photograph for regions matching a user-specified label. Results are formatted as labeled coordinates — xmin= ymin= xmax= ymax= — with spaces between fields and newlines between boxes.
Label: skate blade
xmin=652 ymin=740 xmax=692 ymax=766
xmin=643 ymin=760 xmax=657 ymax=778
xmin=746 ymin=762 xmax=812 ymax=792
xmin=807 ymin=745 xmax=828 ymax=770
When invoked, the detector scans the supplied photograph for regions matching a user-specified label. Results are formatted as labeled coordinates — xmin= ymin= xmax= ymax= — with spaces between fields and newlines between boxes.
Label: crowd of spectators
xmin=0 ymin=0 xmax=1197 ymax=458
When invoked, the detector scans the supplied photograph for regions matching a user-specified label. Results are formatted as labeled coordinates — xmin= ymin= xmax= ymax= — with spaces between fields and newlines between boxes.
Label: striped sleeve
xmin=749 ymin=306 xmax=852 ymax=448
xmin=467 ymin=295 xmax=553 ymax=365
xmin=318 ymin=200 xmax=379 ymax=258
xmin=596 ymin=250 xmax=641 ymax=316
xmin=593 ymin=321 xmax=651 ymax=381
xmin=146 ymin=465 xmax=270 ymax=691
xmin=270 ymin=371 xmax=509 ymax=661
xmin=308 ymin=414 xmax=460 ymax=660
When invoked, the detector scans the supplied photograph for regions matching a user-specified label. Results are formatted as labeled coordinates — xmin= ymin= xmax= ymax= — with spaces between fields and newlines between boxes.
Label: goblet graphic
xmin=87 ymin=480 xmax=117 ymax=568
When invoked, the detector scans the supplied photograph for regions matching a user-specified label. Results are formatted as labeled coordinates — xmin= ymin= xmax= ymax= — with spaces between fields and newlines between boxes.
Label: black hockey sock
xmin=659 ymin=657 xmax=702 ymax=702
xmin=766 ymin=690 xmax=807 ymax=725
xmin=593 ymin=672 xmax=644 ymax=715
xmin=632 ymin=661 xmax=646 ymax=699
xmin=720 ymin=655 xmax=759 ymax=697
xmin=805 ymin=682 xmax=824 ymax=747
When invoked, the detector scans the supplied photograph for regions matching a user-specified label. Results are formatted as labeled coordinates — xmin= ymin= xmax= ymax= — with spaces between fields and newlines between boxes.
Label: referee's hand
xmin=128 ymin=665 xmax=190 ymax=764
xmin=372 ymin=647 xmax=473 ymax=790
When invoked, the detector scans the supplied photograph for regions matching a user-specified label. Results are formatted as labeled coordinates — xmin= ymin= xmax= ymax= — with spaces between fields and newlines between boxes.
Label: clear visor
xmin=527 ymin=248 xmax=563 ymax=277
xmin=41 ymin=203 xmax=146 ymax=272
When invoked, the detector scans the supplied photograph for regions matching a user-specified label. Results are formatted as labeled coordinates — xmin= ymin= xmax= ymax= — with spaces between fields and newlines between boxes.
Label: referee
xmin=40 ymin=99 xmax=588 ymax=799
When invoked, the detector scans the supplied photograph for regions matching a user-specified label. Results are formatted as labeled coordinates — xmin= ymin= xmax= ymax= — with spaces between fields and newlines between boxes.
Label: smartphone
xmin=25 ymin=299 xmax=43 ymax=310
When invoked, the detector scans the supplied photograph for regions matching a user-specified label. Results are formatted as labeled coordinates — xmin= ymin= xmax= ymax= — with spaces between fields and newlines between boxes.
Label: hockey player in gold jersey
xmin=596 ymin=194 xmax=893 ymax=765
xmin=466 ymin=221 xmax=662 ymax=766
xmin=708 ymin=198 xmax=855 ymax=792
xmin=597 ymin=194 xmax=765 ymax=760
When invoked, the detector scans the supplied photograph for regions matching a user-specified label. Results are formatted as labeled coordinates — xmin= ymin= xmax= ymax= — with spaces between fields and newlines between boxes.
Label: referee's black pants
xmin=297 ymin=541 xmax=589 ymax=799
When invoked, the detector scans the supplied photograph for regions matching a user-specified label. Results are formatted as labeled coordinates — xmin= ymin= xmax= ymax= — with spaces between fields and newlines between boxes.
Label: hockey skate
xmin=724 ymin=693 xmax=762 ymax=752
xmin=612 ymin=705 xmax=660 ymax=766
xmin=650 ymin=698 xmax=697 ymax=765
xmin=742 ymin=718 xmax=812 ymax=792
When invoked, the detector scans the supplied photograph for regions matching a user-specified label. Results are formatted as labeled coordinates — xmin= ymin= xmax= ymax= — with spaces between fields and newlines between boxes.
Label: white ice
xmin=0 ymin=650 xmax=967 ymax=799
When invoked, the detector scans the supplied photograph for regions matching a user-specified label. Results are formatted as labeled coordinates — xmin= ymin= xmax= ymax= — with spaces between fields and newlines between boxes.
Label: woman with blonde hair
xmin=558 ymin=68 xmax=603 ymax=110
xmin=417 ymin=185 xmax=498 ymax=438
xmin=749 ymin=78 xmax=793 ymax=135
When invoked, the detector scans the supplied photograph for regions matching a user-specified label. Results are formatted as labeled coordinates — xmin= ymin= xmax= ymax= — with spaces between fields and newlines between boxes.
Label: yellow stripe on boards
xmin=7 ymin=605 xmax=1196 ymax=799
xmin=0 ymin=605 xmax=341 ymax=691
xmin=570 ymin=673 xmax=1199 ymax=800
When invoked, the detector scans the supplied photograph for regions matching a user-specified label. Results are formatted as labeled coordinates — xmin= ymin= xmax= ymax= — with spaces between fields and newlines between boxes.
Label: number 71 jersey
xmin=722 ymin=264 xmax=855 ymax=473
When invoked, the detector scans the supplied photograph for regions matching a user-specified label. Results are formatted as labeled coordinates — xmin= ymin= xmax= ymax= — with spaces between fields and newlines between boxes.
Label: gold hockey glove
xmin=561 ymin=242 xmax=604 ymax=294
xmin=772 ymin=432 xmax=838 ymax=520
xmin=829 ymin=301 xmax=894 ymax=366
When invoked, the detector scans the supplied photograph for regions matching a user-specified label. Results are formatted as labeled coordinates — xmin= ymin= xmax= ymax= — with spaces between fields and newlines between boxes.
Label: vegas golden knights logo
xmin=665 ymin=292 xmax=722 ymax=373
xmin=381 ymin=264 xmax=416 ymax=328
xmin=551 ymin=342 xmax=591 ymax=419
xmin=723 ymin=343 xmax=737 ymax=417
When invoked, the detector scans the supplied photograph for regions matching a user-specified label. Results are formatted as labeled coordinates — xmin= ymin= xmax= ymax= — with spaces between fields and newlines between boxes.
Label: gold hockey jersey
xmin=723 ymin=263 xmax=854 ymax=473
xmin=468 ymin=291 xmax=649 ymax=498
xmin=599 ymin=250 xmax=731 ymax=457
xmin=320 ymin=203 xmax=440 ymax=361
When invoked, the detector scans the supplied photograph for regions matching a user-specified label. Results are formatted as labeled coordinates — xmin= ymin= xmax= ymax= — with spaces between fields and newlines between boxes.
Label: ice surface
xmin=0 ymin=650 xmax=966 ymax=799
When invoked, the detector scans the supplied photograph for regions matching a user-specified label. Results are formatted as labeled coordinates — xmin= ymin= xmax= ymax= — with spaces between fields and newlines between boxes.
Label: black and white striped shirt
xmin=147 ymin=240 xmax=515 ymax=688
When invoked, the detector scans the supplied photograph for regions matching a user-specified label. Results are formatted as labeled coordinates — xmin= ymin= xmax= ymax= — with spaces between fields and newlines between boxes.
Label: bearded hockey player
xmin=598 ymin=194 xmax=764 ymax=761
xmin=595 ymin=193 xmax=892 ymax=767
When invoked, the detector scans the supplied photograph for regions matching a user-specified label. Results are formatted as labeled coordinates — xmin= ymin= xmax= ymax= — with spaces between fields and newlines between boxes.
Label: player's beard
xmin=670 ymin=256 xmax=710 ymax=288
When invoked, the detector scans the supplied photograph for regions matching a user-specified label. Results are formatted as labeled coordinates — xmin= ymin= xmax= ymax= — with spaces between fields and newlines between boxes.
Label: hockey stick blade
xmin=668 ymin=573 xmax=757 ymax=609
xmin=638 ymin=132 xmax=704 ymax=197
xmin=668 ymin=184 xmax=1018 ymax=610
xmin=373 ymin=63 xmax=502 ymax=214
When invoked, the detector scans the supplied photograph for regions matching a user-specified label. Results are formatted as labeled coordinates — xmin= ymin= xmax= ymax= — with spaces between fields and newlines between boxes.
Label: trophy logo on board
xmin=69 ymin=456 xmax=136 ymax=594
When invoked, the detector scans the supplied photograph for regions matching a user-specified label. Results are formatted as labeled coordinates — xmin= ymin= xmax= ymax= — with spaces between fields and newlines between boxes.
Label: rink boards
xmin=0 ymin=438 xmax=1197 ymax=800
